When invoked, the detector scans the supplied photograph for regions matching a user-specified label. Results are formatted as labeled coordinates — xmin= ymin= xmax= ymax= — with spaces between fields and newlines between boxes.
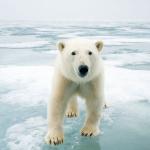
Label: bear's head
xmin=57 ymin=39 xmax=104 ymax=83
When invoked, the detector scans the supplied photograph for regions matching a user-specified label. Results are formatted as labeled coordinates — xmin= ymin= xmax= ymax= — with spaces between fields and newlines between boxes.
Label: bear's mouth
xmin=78 ymin=65 xmax=89 ymax=77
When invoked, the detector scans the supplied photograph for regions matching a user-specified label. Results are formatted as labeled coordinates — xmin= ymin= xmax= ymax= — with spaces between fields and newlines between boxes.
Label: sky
xmin=0 ymin=0 xmax=149 ymax=22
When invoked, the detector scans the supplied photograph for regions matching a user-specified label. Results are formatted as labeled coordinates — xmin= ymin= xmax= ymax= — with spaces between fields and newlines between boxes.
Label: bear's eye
xmin=88 ymin=51 xmax=92 ymax=55
xmin=71 ymin=51 xmax=76 ymax=55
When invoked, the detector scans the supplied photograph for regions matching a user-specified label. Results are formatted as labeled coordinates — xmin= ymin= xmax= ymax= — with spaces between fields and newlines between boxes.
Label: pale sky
xmin=0 ymin=0 xmax=150 ymax=22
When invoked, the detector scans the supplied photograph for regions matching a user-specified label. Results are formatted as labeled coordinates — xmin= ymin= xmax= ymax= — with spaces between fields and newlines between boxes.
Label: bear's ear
xmin=95 ymin=40 xmax=103 ymax=51
xmin=57 ymin=41 xmax=65 ymax=51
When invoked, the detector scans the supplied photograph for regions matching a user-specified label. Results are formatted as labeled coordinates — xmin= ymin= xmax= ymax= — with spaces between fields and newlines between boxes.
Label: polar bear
xmin=45 ymin=38 xmax=105 ymax=145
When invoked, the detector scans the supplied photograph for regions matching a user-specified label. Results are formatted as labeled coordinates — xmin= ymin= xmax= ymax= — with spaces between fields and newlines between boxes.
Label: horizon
xmin=0 ymin=20 xmax=150 ymax=23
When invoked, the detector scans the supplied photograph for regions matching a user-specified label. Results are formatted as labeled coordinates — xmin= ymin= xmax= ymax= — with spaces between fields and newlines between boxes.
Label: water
xmin=0 ymin=21 xmax=150 ymax=150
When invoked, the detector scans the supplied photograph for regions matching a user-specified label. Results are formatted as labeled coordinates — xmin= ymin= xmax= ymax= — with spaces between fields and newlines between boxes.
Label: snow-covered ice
xmin=0 ymin=22 xmax=150 ymax=150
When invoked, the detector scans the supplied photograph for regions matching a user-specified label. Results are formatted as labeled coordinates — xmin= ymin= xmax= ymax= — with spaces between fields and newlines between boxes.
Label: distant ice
xmin=98 ymin=37 xmax=150 ymax=46
xmin=104 ymin=53 xmax=150 ymax=66
xmin=58 ymin=35 xmax=150 ymax=46
xmin=0 ymin=41 xmax=49 ymax=49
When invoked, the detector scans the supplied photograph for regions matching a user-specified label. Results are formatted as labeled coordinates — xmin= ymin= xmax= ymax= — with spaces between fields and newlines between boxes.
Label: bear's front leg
xmin=45 ymin=73 xmax=74 ymax=145
xmin=45 ymin=97 xmax=67 ymax=145
xmin=81 ymin=97 xmax=104 ymax=137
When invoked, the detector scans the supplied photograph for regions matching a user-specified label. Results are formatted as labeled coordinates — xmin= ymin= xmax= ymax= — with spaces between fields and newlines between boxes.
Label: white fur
xmin=45 ymin=38 xmax=105 ymax=145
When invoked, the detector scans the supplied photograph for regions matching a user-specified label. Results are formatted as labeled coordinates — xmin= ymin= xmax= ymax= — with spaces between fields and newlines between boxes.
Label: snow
xmin=6 ymin=117 xmax=46 ymax=150
xmin=0 ymin=64 xmax=150 ymax=106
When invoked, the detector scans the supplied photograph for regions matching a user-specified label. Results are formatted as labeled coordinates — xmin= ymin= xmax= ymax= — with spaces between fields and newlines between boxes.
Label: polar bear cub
xmin=45 ymin=38 xmax=105 ymax=145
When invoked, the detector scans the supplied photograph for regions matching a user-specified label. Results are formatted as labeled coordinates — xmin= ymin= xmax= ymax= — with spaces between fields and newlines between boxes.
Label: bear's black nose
xmin=78 ymin=65 xmax=89 ymax=77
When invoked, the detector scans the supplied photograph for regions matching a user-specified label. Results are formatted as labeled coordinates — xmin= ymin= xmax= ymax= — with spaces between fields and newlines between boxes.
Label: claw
xmin=90 ymin=133 xmax=93 ymax=136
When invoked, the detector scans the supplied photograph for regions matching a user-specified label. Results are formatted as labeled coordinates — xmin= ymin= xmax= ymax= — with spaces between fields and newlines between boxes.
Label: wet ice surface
xmin=0 ymin=22 xmax=150 ymax=150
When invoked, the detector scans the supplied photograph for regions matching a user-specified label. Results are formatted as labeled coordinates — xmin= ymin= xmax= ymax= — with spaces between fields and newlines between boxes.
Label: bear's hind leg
xmin=66 ymin=95 xmax=79 ymax=118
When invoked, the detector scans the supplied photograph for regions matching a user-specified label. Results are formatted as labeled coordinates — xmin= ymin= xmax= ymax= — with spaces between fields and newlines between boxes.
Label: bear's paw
xmin=65 ymin=109 xmax=78 ymax=118
xmin=44 ymin=129 xmax=64 ymax=145
xmin=80 ymin=125 xmax=100 ymax=137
